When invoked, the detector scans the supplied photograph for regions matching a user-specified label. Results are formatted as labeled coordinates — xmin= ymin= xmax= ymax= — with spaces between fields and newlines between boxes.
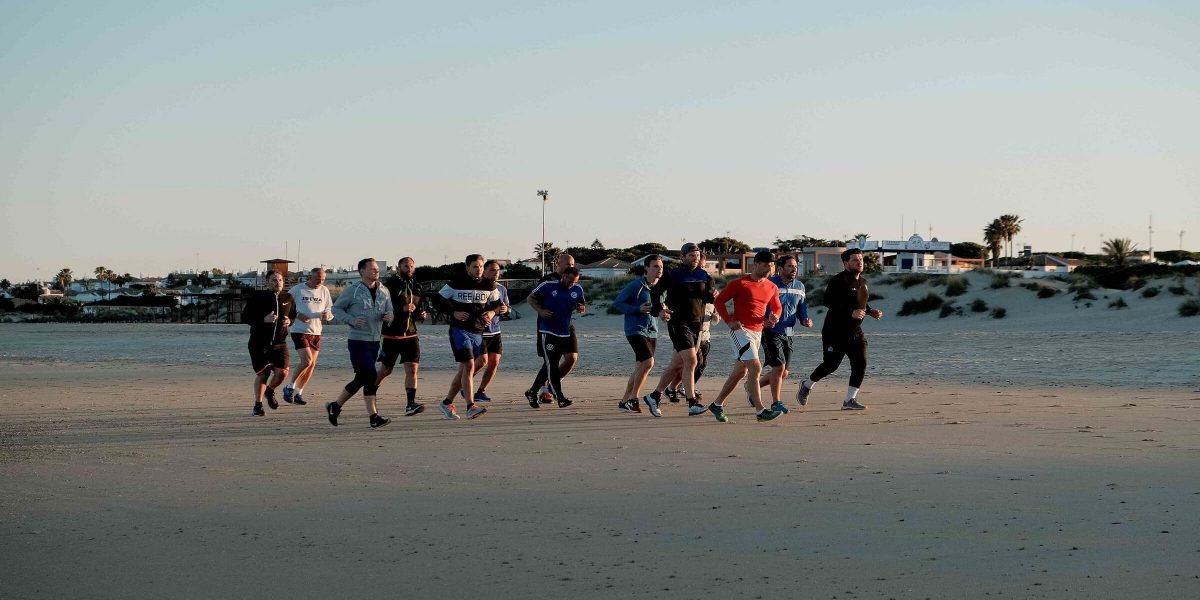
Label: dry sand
xmin=2 ymin=360 xmax=1198 ymax=599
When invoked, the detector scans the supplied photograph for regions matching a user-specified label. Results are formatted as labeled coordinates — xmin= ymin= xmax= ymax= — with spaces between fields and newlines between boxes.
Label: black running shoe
xmin=797 ymin=381 xmax=811 ymax=406
xmin=252 ymin=403 xmax=265 ymax=417
xmin=618 ymin=399 xmax=642 ymax=414
xmin=265 ymin=387 xmax=279 ymax=410
xmin=370 ymin=414 xmax=391 ymax=428
xmin=842 ymin=399 xmax=866 ymax=410
xmin=292 ymin=393 xmax=307 ymax=406
xmin=325 ymin=401 xmax=341 ymax=426
xmin=405 ymin=403 xmax=425 ymax=416
xmin=525 ymin=389 xmax=540 ymax=408
xmin=664 ymin=387 xmax=679 ymax=403
xmin=557 ymin=397 xmax=573 ymax=409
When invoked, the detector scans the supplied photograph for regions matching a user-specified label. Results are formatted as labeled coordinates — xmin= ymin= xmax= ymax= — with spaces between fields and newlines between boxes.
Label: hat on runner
xmin=681 ymin=242 xmax=700 ymax=254
xmin=753 ymin=250 xmax=775 ymax=264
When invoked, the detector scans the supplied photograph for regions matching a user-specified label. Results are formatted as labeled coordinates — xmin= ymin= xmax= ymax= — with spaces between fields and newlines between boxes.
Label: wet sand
xmin=2 ymin=361 xmax=1198 ymax=599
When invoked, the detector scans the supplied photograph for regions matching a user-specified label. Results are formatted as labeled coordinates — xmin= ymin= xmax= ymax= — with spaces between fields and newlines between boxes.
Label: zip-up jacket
xmin=650 ymin=265 xmax=715 ymax=323
xmin=242 ymin=290 xmax=295 ymax=347
xmin=821 ymin=270 xmax=873 ymax=340
xmin=612 ymin=277 xmax=659 ymax=338
xmin=381 ymin=275 xmax=422 ymax=338
xmin=765 ymin=275 xmax=809 ymax=337
xmin=332 ymin=281 xmax=394 ymax=342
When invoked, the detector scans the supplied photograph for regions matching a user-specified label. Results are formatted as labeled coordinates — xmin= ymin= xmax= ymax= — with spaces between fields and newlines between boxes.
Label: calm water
xmin=1 ymin=322 xmax=1195 ymax=389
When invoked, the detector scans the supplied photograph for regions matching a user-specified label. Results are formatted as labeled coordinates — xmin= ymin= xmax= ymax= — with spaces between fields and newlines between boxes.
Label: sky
xmin=2 ymin=0 xmax=1198 ymax=281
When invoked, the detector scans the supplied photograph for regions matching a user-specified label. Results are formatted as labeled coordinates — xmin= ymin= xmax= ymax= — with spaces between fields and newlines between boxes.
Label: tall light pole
xmin=537 ymin=190 xmax=549 ymax=275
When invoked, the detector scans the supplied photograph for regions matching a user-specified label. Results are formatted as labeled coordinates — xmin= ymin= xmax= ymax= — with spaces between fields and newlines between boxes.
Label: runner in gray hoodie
xmin=326 ymin=258 xmax=395 ymax=428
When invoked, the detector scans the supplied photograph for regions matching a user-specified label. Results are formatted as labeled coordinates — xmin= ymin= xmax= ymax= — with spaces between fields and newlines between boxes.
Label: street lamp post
xmin=537 ymin=190 xmax=549 ymax=275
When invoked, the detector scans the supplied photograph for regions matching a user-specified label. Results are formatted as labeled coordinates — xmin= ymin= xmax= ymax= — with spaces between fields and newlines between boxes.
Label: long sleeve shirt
xmin=765 ymin=275 xmax=809 ymax=337
xmin=332 ymin=281 xmax=394 ymax=342
xmin=612 ymin=277 xmax=658 ymax=338
xmin=650 ymin=266 xmax=714 ymax=323
xmin=713 ymin=276 xmax=782 ymax=333
xmin=820 ymin=271 xmax=873 ymax=339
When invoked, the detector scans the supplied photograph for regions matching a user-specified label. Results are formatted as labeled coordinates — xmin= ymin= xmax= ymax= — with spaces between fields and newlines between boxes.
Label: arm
xmin=332 ymin=286 xmax=355 ymax=324
xmin=713 ymin=281 xmax=737 ymax=324
xmin=611 ymin=281 xmax=642 ymax=315
xmin=575 ymin=286 xmax=587 ymax=314
xmin=240 ymin=295 xmax=256 ymax=325
xmin=767 ymin=289 xmax=783 ymax=327
xmin=649 ymin=272 xmax=669 ymax=317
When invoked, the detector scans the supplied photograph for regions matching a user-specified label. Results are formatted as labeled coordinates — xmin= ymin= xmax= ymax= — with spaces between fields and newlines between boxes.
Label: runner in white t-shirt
xmin=283 ymin=267 xmax=334 ymax=406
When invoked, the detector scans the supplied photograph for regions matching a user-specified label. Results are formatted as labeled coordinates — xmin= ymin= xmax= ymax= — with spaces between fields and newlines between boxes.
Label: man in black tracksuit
xmin=242 ymin=271 xmax=295 ymax=416
xmin=796 ymin=248 xmax=883 ymax=410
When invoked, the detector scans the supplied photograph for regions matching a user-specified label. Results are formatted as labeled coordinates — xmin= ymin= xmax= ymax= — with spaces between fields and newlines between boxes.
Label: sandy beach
xmin=2 ymin=356 xmax=1198 ymax=599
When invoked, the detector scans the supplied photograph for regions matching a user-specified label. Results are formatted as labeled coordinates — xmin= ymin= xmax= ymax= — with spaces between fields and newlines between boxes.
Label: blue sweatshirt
xmin=482 ymin=283 xmax=510 ymax=337
xmin=765 ymin=275 xmax=809 ymax=336
xmin=531 ymin=280 xmax=586 ymax=337
xmin=612 ymin=277 xmax=659 ymax=338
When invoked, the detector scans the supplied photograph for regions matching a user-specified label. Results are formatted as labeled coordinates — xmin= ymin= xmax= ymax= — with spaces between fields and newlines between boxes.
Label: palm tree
xmin=533 ymin=242 xmax=559 ymax=271
xmin=998 ymin=214 xmax=1023 ymax=260
xmin=1102 ymin=238 xmax=1137 ymax=266
xmin=983 ymin=220 xmax=1004 ymax=267
xmin=54 ymin=268 xmax=73 ymax=291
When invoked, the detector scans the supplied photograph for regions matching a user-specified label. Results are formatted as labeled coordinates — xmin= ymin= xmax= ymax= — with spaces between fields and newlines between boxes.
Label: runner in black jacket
xmin=796 ymin=248 xmax=883 ymax=410
xmin=241 ymin=271 xmax=295 ymax=416
xmin=641 ymin=242 xmax=715 ymax=417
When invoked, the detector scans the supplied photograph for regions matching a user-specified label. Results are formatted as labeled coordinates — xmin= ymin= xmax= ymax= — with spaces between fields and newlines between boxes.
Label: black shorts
xmin=626 ymin=335 xmax=656 ymax=362
xmin=378 ymin=337 xmax=420 ymax=368
xmin=762 ymin=330 xmax=792 ymax=368
xmin=667 ymin=321 xmax=702 ymax=352
xmin=481 ymin=334 xmax=503 ymax=355
xmin=249 ymin=343 xmax=288 ymax=375
xmin=537 ymin=325 xmax=578 ymax=357
xmin=290 ymin=333 xmax=322 ymax=351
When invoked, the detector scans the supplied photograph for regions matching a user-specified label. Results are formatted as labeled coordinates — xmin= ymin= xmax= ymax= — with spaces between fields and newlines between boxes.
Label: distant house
xmin=799 ymin=247 xmax=847 ymax=275
xmin=1126 ymin=251 xmax=1155 ymax=264
xmin=1028 ymin=254 xmax=1077 ymax=273
xmin=580 ymin=257 xmax=632 ymax=280
xmin=629 ymin=254 xmax=679 ymax=267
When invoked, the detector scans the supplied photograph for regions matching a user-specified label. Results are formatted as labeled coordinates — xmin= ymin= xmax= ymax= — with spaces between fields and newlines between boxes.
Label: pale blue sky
xmin=2 ymin=1 xmax=1197 ymax=280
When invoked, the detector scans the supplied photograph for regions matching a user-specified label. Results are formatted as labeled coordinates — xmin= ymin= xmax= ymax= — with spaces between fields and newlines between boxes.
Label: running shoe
xmin=687 ymin=402 xmax=709 ymax=416
xmin=292 ymin=393 xmax=307 ymax=406
xmin=474 ymin=390 xmax=492 ymax=403
xmin=770 ymin=400 xmax=790 ymax=415
xmin=756 ymin=408 xmax=783 ymax=422
xmin=404 ymin=403 xmax=425 ymax=416
xmin=370 ymin=414 xmax=391 ymax=428
xmin=264 ymin=387 xmax=279 ymax=410
xmin=325 ymin=401 xmax=340 ymax=426
xmin=282 ymin=385 xmax=294 ymax=403
xmin=709 ymin=403 xmax=727 ymax=423
xmin=842 ymin=399 xmax=866 ymax=410
xmin=797 ymin=381 xmax=811 ymax=406
xmin=465 ymin=404 xmax=487 ymax=419
xmin=538 ymin=386 xmax=554 ymax=404
xmin=694 ymin=391 xmax=704 ymax=402
xmin=618 ymin=399 xmax=642 ymax=414
xmin=664 ymin=387 xmax=679 ymax=403
xmin=557 ymin=397 xmax=572 ymax=409
xmin=524 ymin=389 xmax=540 ymax=409
xmin=440 ymin=403 xmax=460 ymax=420
xmin=642 ymin=394 xmax=662 ymax=417
xmin=252 ymin=403 xmax=265 ymax=417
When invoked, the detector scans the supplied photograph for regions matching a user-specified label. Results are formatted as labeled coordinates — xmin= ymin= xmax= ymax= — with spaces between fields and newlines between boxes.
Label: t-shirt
xmin=531 ymin=281 xmax=586 ymax=337
xmin=288 ymin=283 xmax=333 ymax=336
xmin=713 ymin=275 xmax=782 ymax=333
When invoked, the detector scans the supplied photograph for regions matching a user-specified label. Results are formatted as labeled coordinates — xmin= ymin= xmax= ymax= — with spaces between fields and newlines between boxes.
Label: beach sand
xmin=2 ymin=360 xmax=1198 ymax=599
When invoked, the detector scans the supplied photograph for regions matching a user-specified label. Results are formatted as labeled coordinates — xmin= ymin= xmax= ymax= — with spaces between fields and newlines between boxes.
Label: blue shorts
xmin=449 ymin=327 xmax=483 ymax=363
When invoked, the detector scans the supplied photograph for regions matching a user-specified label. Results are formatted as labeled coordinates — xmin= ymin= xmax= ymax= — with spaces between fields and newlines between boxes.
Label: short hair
xmin=357 ymin=257 xmax=376 ymax=271
xmin=775 ymin=254 xmax=798 ymax=267
xmin=562 ymin=266 xmax=580 ymax=276
xmin=309 ymin=267 xmax=326 ymax=275
xmin=483 ymin=259 xmax=500 ymax=269
xmin=398 ymin=256 xmax=415 ymax=266
xmin=753 ymin=250 xmax=775 ymax=264
xmin=644 ymin=253 xmax=662 ymax=265
xmin=840 ymin=248 xmax=863 ymax=262
xmin=464 ymin=254 xmax=484 ymax=265
xmin=267 ymin=271 xmax=283 ymax=280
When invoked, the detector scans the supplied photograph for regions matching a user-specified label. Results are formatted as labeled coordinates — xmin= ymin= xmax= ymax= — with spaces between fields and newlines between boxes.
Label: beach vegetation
xmin=502 ymin=263 xmax=540 ymax=279
xmin=970 ymin=298 xmax=988 ymax=312
xmin=1140 ymin=286 xmax=1160 ymax=298
xmin=1101 ymin=238 xmax=1137 ymax=266
xmin=11 ymin=283 xmax=41 ymax=301
xmin=806 ymin=286 xmax=824 ymax=307
xmin=1179 ymin=299 xmax=1200 ymax=317
xmin=0 ymin=279 xmax=10 ymax=291
xmin=944 ymin=276 xmax=969 ymax=297
xmin=899 ymin=273 xmax=931 ymax=289
xmin=950 ymin=242 xmax=984 ymax=259
xmin=1108 ymin=297 xmax=1128 ymax=309
xmin=1036 ymin=286 xmax=1058 ymax=299
xmin=53 ymin=268 xmax=73 ymax=291
xmin=897 ymin=293 xmax=944 ymax=316
xmin=996 ymin=214 xmax=1023 ymax=260
xmin=990 ymin=307 xmax=1007 ymax=319
xmin=1073 ymin=289 xmax=1097 ymax=301
xmin=1167 ymin=284 xmax=1187 ymax=296
xmin=773 ymin=235 xmax=845 ymax=252
xmin=698 ymin=236 xmax=751 ymax=256
xmin=982 ymin=220 xmax=1004 ymax=266
xmin=939 ymin=302 xmax=962 ymax=318
xmin=989 ymin=274 xmax=1012 ymax=289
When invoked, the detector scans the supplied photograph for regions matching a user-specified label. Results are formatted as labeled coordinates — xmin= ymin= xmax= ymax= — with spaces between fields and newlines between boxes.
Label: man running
xmin=706 ymin=251 xmax=783 ymax=423
xmin=283 ymin=267 xmax=333 ymax=406
xmin=525 ymin=265 xmax=586 ymax=409
xmin=528 ymin=253 xmax=579 ymax=395
xmin=757 ymin=254 xmax=812 ymax=413
xmin=377 ymin=257 xmax=427 ymax=417
xmin=473 ymin=259 xmax=511 ymax=403
xmin=613 ymin=255 xmax=664 ymax=413
xmin=326 ymin=258 xmax=394 ymax=428
xmin=665 ymin=300 xmax=717 ymax=404
xmin=432 ymin=254 xmax=502 ymax=420
xmin=796 ymin=248 xmax=883 ymax=410
xmin=242 ymin=271 xmax=295 ymax=417
xmin=643 ymin=242 xmax=714 ymax=418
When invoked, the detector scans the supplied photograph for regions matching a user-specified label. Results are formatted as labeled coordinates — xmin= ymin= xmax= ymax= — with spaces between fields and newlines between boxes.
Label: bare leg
xmin=714 ymin=361 xmax=748 ymax=405
xmin=364 ymin=394 xmax=378 ymax=415
xmin=404 ymin=362 xmax=419 ymax=390
xmin=267 ymin=368 xmax=288 ymax=390
xmin=253 ymin=371 xmax=269 ymax=403
xmin=559 ymin=352 xmax=578 ymax=378
xmin=296 ymin=350 xmax=319 ymax=388
xmin=375 ymin=363 xmax=394 ymax=387
xmin=623 ymin=358 xmax=654 ymax=400
xmin=767 ymin=365 xmax=787 ymax=404
xmin=479 ymin=353 xmax=500 ymax=391
xmin=678 ymin=348 xmax=699 ymax=400
xmin=743 ymin=360 xmax=766 ymax=410
xmin=652 ymin=353 xmax=683 ymax=394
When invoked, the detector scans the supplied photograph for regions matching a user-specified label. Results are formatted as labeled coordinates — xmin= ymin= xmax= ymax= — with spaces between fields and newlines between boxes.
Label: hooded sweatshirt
xmin=332 ymin=280 xmax=394 ymax=342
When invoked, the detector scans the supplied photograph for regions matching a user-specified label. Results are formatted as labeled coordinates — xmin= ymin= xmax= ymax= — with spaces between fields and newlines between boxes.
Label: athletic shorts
xmin=379 ymin=336 xmax=420 ymax=368
xmin=290 ymin=333 xmax=322 ymax=352
xmin=449 ymin=327 xmax=483 ymax=363
xmin=481 ymin=334 xmax=503 ymax=355
xmin=761 ymin=330 xmax=792 ymax=368
xmin=538 ymin=332 xmax=573 ymax=357
xmin=728 ymin=328 xmax=762 ymax=362
xmin=537 ymin=325 xmax=578 ymax=357
xmin=667 ymin=321 xmax=702 ymax=352
xmin=626 ymin=335 xmax=656 ymax=362
xmin=249 ymin=343 xmax=289 ymax=374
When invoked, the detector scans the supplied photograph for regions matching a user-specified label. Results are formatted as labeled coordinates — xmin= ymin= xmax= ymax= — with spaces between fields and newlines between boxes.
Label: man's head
xmin=357 ymin=258 xmax=379 ymax=285
xmin=306 ymin=267 xmax=326 ymax=288
xmin=397 ymin=257 xmax=416 ymax=278
xmin=841 ymin=248 xmax=864 ymax=275
xmin=644 ymin=254 xmax=664 ymax=282
xmin=483 ymin=259 xmax=502 ymax=282
xmin=776 ymin=255 xmax=798 ymax=281
xmin=465 ymin=254 xmax=485 ymax=279
xmin=266 ymin=271 xmax=284 ymax=293
xmin=560 ymin=265 xmax=581 ymax=287
xmin=680 ymin=242 xmax=701 ymax=269
xmin=555 ymin=253 xmax=575 ymax=274
xmin=751 ymin=251 xmax=775 ymax=279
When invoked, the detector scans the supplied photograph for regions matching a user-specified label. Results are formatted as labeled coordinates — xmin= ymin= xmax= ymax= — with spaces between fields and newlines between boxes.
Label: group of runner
xmin=241 ymin=244 xmax=883 ymax=427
